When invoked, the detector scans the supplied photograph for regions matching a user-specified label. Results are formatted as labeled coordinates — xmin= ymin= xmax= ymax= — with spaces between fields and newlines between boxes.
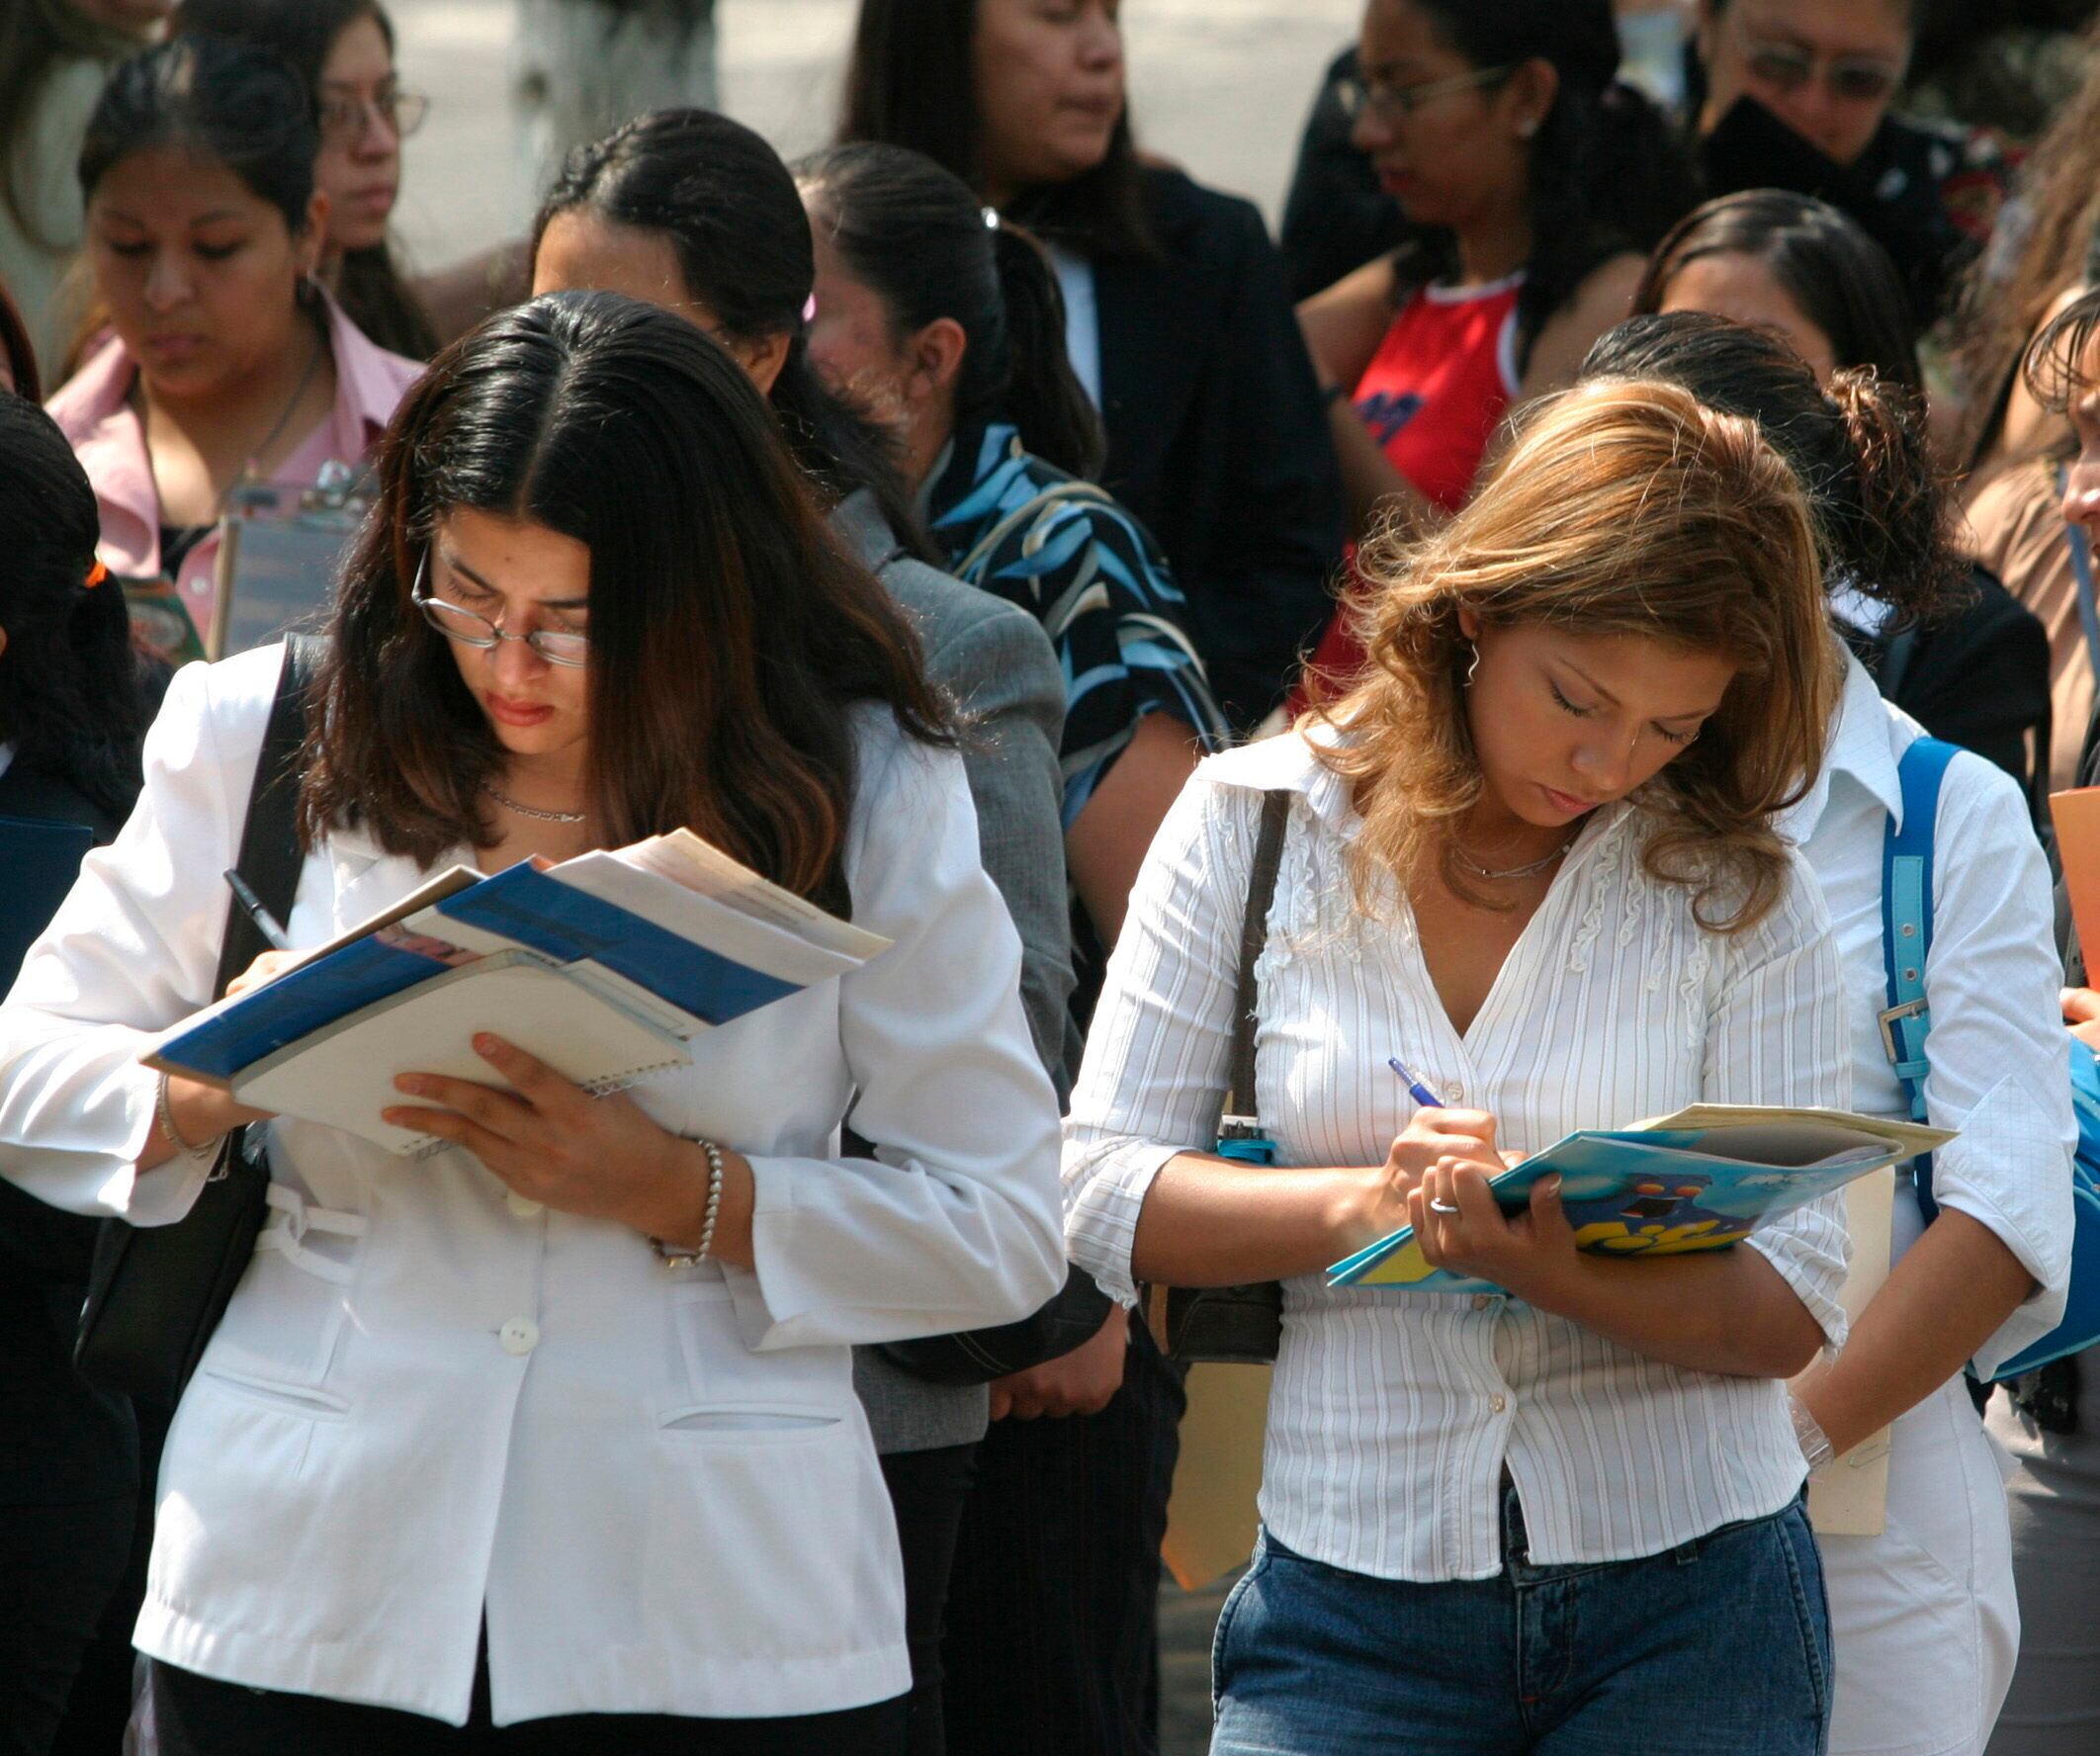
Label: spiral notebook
xmin=231 ymin=949 xmax=690 ymax=1157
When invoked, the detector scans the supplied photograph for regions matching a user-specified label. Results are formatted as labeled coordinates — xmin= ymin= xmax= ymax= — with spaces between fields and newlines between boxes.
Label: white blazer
xmin=0 ymin=645 xmax=1067 ymax=1726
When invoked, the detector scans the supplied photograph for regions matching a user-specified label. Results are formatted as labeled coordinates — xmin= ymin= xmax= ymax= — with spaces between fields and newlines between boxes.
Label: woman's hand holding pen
xmin=1357 ymin=1106 xmax=1505 ymax=1239
xmin=384 ymin=1033 xmax=756 ymax=1267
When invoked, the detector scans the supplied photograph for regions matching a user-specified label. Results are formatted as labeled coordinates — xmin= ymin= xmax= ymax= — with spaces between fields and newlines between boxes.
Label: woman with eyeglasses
xmin=1295 ymin=0 xmax=1694 ymax=549
xmin=46 ymin=37 xmax=420 ymax=658
xmin=1690 ymin=0 xmax=2010 ymax=325
xmin=0 ymin=289 xmax=1067 ymax=1752
xmin=1283 ymin=0 xmax=1695 ymax=713
xmin=173 ymin=0 xmax=436 ymax=359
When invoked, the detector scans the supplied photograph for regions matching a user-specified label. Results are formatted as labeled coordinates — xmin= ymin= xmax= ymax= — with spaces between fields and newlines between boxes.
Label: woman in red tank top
xmin=1286 ymin=0 xmax=1695 ymax=713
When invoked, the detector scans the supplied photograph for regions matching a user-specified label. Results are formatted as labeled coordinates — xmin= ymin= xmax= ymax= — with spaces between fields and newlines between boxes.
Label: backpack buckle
xmin=1877 ymin=997 xmax=1929 ymax=1064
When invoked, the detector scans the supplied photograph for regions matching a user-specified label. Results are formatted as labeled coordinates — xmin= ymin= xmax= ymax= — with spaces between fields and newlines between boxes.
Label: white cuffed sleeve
xmin=726 ymin=728 xmax=1067 ymax=1350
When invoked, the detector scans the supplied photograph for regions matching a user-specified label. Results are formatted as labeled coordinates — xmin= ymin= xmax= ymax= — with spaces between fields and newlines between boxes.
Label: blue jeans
xmin=1211 ymin=1487 xmax=1831 ymax=1755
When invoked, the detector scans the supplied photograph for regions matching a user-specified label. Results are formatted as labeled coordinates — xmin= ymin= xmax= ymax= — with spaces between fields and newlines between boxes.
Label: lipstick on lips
xmin=483 ymin=692 xmax=553 ymax=728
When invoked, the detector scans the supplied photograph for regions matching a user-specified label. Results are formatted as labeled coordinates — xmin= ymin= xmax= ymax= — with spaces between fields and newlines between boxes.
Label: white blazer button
xmin=1444 ymin=1083 xmax=1464 ymax=1102
xmin=498 ymin=1317 xmax=540 ymax=1357
xmin=1489 ymin=1393 xmax=1508 ymax=1414
xmin=506 ymin=1191 xmax=545 ymax=1219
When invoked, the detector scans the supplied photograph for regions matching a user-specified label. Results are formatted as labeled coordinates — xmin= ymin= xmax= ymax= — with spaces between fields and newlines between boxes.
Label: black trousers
xmin=877 ymin=1440 xmax=978 ymax=1756
xmin=0 ymin=1495 xmax=135 ymax=1756
xmin=151 ymin=1658 xmax=909 ymax=1755
xmin=940 ymin=1320 xmax=1186 ymax=1756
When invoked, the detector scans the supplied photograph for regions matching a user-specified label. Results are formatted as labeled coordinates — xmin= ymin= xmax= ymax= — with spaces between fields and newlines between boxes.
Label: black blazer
xmin=0 ymin=758 xmax=138 ymax=1508
xmin=1094 ymin=166 xmax=1346 ymax=727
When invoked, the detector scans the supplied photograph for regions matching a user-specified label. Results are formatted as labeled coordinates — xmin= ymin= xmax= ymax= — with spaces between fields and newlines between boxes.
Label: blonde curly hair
xmin=1310 ymin=378 xmax=1840 ymax=933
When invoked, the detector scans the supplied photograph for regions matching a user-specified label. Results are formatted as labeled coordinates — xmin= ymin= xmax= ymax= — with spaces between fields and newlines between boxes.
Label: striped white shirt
xmin=1065 ymin=732 xmax=1854 ymax=1581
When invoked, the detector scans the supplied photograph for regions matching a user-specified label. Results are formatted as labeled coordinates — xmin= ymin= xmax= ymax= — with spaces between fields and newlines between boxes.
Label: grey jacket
xmin=832 ymin=491 xmax=1078 ymax=1452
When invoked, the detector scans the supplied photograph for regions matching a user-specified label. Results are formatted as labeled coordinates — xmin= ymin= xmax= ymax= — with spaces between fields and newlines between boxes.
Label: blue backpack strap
xmin=1881 ymin=737 xmax=1961 ymax=1218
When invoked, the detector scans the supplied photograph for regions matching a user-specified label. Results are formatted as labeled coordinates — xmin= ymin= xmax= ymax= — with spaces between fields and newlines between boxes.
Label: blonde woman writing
xmin=1065 ymin=379 xmax=1851 ymax=1755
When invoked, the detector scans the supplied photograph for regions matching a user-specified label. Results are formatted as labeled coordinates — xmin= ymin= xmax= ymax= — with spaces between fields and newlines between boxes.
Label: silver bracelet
xmin=1789 ymin=1390 xmax=1836 ymax=1470
xmin=652 ymin=1140 xmax=726 ymax=1270
xmin=155 ymin=1070 xmax=225 ymax=1164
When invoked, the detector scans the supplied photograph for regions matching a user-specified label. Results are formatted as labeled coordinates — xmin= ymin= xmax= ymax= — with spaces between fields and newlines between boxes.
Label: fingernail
xmin=475 ymin=1034 xmax=499 ymax=1055
xmin=394 ymin=1076 xmax=426 ymax=1095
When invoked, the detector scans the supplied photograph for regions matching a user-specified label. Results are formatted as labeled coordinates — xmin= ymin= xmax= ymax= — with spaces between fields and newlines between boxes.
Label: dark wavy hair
xmin=1582 ymin=312 xmax=1970 ymax=627
xmin=534 ymin=109 xmax=927 ymax=559
xmin=797 ymin=142 xmax=1104 ymax=480
xmin=300 ymin=292 xmax=950 ymax=909
xmin=838 ymin=0 xmax=1154 ymax=262
xmin=0 ymin=395 xmax=147 ymax=821
xmin=1633 ymin=190 xmax=1923 ymax=393
xmin=80 ymin=36 xmax=318 ymax=233
xmin=1389 ymin=0 xmax=1699 ymax=376
xmin=173 ymin=0 xmax=439 ymax=358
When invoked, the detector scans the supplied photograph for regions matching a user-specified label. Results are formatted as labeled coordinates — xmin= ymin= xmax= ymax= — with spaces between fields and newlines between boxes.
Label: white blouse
xmin=0 ymin=646 xmax=1067 ymax=1724
xmin=1065 ymin=732 xmax=1854 ymax=1582
xmin=1778 ymin=653 xmax=2073 ymax=1375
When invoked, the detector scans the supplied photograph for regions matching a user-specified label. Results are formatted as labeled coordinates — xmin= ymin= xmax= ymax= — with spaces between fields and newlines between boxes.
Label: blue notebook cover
xmin=431 ymin=864 xmax=797 ymax=1026
xmin=0 ymin=815 xmax=96 ymax=991
xmin=152 ymin=860 xmax=807 ymax=1086
xmin=1328 ymin=1126 xmax=1905 ymax=1294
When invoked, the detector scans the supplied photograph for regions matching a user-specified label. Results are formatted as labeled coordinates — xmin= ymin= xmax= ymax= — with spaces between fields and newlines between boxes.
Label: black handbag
xmin=73 ymin=638 xmax=318 ymax=1402
xmin=1141 ymin=789 xmax=1291 ymax=1365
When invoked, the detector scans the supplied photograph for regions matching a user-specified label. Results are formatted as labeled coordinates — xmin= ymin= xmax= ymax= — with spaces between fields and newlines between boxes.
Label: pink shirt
xmin=45 ymin=293 xmax=421 ymax=634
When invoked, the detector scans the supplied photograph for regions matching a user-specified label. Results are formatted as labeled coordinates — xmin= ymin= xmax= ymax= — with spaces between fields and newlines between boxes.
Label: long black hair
xmin=1582 ymin=310 xmax=1969 ymax=625
xmin=798 ymin=142 xmax=1104 ymax=480
xmin=1394 ymin=0 xmax=1698 ymax=376
xmin=533 ymin=109 xmax=927 ymax=557
xmin=838 ymin=0 xmax=1154 ymax=262
xmin=1632 ymin=190 xmax=1923 ymax=393
xmin=80 ymin=36 xmax=318 ymax=235
xmin=0 ymin=396 xmax=148 ymax=822
xmin=173 ymin=0 xmax=439 ymax=358
xmin=302 ymin=292 xmax=949 ymax=912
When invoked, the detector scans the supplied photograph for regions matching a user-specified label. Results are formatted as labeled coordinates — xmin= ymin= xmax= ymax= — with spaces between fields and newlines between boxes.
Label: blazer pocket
xmin=197 ymin=1186 xmax=363 ymax=1396
xmin=664 ymin=1280 xmax=844 ymax=1419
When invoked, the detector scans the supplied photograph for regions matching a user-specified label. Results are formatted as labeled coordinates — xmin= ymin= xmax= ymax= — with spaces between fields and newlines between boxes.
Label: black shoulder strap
xmin=1225 ymin=790 xmax=1291 ymax=1118
xmin=212 ymin=637 xmax=319 ymax=1002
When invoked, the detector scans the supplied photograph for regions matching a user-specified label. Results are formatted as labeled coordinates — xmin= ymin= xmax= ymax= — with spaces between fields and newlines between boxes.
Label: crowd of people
xmin=1 ymin=1 xmax=2098 ymax=1754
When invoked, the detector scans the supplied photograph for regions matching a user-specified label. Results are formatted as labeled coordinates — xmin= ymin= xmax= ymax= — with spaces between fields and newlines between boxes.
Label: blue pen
xmin=1388 ymin=1056 xmax=1444 ymax=1110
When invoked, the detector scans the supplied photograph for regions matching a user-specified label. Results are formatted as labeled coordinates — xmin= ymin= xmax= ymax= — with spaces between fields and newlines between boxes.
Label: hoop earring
xmin=1463 ymin=642 xmax=1481 ymax=688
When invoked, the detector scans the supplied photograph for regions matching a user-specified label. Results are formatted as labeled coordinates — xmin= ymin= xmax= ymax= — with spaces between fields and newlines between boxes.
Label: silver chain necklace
xmin=1451 ymin=834 xmax=1576 ymax=882
xmin=481 ymin=781 xmax=585 ymax=825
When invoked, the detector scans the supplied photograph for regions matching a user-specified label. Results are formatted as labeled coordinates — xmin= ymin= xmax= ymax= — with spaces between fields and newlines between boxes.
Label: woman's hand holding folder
xmin=383 ymin=1031 xmax=756 ymax=1267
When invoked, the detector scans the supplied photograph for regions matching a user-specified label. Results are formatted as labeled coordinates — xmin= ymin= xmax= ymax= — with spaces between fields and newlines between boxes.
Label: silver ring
xmin=1428 ymin=1197 xmax=1461 ymax=1215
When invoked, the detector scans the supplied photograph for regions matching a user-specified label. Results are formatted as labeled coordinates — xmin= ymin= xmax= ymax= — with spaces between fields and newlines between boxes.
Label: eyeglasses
xmin=411 ymin=557 xmax=589 ymax=667
xmin=1731 ymin=16 xmax=1905 ymax=106
xmin=1337 ymin=64 xmax=1514 ymax=125
xmin=317 ymin=86 xmax=430 ymax=143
